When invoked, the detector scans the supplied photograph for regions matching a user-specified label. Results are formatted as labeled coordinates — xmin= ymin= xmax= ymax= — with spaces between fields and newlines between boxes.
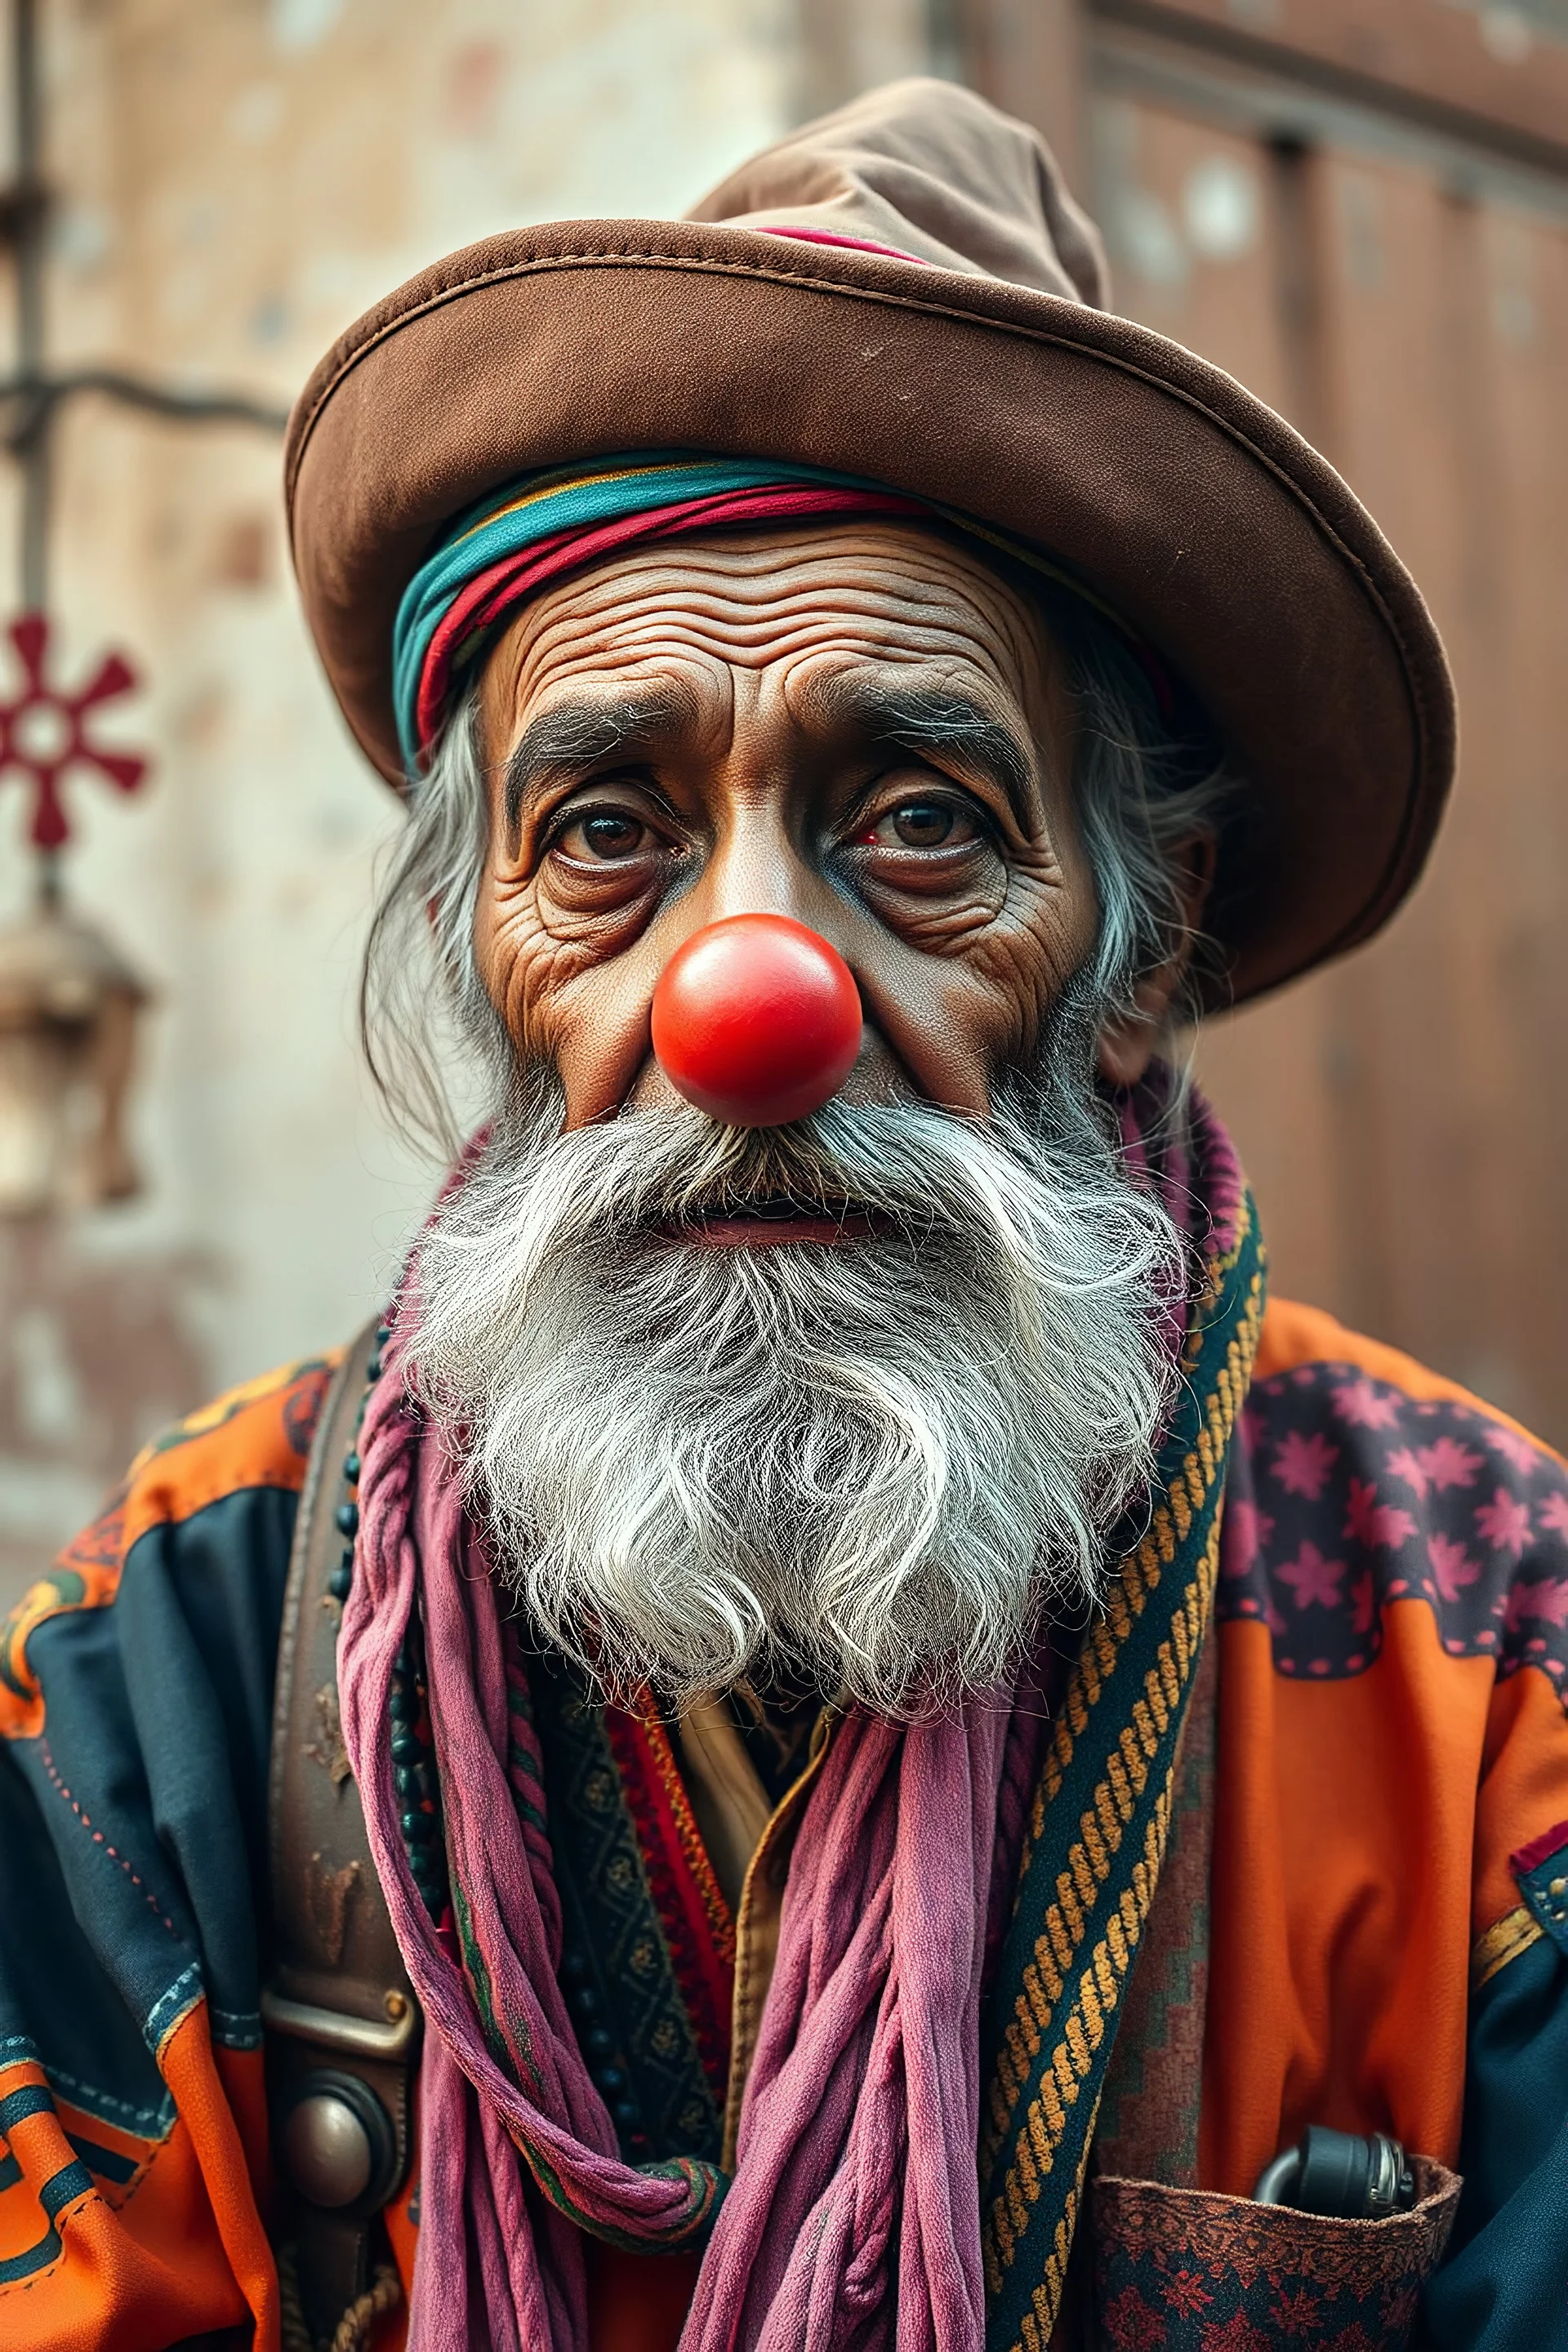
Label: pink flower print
xmin=1388 ymin=1446 xmax=1430 ymax=1500
xmin=1474 ymin=1488 xmax=1532 ymax=1559
xmin=1349 ymin=1568 xmax=1376 ymax=1636
xmin=1277 ymin=1540 xmax=1347 ymax=1609
xmin=1485 ymin=1422 xmax=1542 ymax=1478
xmin=1506 ymin=1576 xmax=1568 ymax=1632
xmin=1221 ymin=1495 xmax=1275 ymax=1579
xmin=1331 ymin=1376 xmax=1400 ymax=1429
xmin=1416 ymin=1437 xmax=1484 ymax=1492
xmin=1271 ymin=1429 xmax=1339 ymax=1499
xmin=1428 ymin=1533 xmax=1481 ymax=1603
xmin=1538 ymin=1492 xmax=1568 ymax=1543
xmin=1343 ymin=1477 xmax=1417 ymax=1552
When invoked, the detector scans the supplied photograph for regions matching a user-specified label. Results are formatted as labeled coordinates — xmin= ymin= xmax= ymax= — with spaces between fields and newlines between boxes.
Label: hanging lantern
xmin=0 ymin=899 xmax=146 ymax=1210
xmin=0 ymin=612 xmax=150 ymax=1214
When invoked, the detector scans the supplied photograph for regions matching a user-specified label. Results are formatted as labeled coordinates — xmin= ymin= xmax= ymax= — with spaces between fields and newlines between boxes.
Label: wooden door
xmin=959 ymin=0 xmax=1568 ymax=1442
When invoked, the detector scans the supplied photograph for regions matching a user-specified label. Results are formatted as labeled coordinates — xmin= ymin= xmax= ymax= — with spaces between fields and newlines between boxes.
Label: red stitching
xmin=38 ymin=1742 xmax=181 ymax=1940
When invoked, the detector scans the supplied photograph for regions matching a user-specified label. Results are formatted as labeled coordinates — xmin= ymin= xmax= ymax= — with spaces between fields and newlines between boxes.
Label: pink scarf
xmin=340 ymin=1371 xmax=1032 ymax=2350
xmin=338 ymin=1094 xmax=1200 ymax=2350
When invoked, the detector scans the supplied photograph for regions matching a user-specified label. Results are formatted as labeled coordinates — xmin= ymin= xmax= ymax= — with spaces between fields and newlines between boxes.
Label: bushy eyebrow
xmin=805 ymin=673 xmax=1037 ymax=826
xmin=501 ymin=690 xmax=690 ymax=838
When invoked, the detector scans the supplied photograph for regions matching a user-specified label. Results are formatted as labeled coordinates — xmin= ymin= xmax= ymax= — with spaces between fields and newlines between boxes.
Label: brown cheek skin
xmin=470 ymin=523 xmax=1097 ymax=1128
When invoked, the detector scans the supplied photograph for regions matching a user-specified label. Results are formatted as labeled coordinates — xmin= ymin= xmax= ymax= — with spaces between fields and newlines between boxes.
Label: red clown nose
xmin=651 ymin=914 xmax=863 ymax=1128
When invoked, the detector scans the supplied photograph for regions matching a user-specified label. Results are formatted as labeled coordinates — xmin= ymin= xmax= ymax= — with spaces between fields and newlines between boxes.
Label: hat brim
xmin=286 ymin=219 xmax=1455 ymax=1013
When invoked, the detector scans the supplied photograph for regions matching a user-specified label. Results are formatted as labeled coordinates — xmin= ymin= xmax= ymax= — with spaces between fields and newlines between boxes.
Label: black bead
xmin=586 ymin=2026 xmax=612 ymax=2056
xmin=336 ymin=1502 xmax=359 ymax=1538
xmin=572 ymin=1984 xmax=599 ymax=2016
xmin=328 ymin=1562 xmax=353 ymax=1601
xmin=376 ymin=1324 xmax=393 ymax=1345
xmin=596 ymin=2065 xmax=626 ymax=2094
xmin=390 ymin=1731 xmax=419 ymax=1767
xmin=388 ymin=1686 xmax=414 ymax=1722
xmin=401 ymin=1808 xmax=435 ymax=1843
xmin=366 ymin=1356 xmax=383 ymax=1382
xmin=612 ymin=2100 xmax=639 ymax=2131
xmin=342 ymin=1451 xmax=360 ymax=1483
xmin=562 ymin=1951 xmax=589 ymax=1983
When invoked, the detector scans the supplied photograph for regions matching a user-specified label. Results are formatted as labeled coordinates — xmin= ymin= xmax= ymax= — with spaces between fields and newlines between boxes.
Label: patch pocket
xmin=1090 ymin=2160 xmax=1461 ymax=2350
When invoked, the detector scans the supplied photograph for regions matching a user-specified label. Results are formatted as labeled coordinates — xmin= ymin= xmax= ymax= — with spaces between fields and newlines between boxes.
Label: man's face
xmin=473 ymin=522 xmax=1096 ymax=1138
xmin=409 ymin=521 xmax=1184 ymax=1714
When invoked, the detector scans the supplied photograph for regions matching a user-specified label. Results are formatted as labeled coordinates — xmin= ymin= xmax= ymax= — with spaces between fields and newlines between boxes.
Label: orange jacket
xmin=1 ymin=1300 xmax=1565 ymax=2349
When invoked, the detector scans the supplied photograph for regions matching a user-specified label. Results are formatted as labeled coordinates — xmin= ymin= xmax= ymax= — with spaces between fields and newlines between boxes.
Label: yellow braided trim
xmin=978 ymin=1257 xmax=1263 ymax=2336
xmin=980 ymin=1265 xmax=1261 ymax=2185
xmin=978 ymin=1540 xmax=1212 ymax=2183
xmin=1471 ymin=1903 xmax=1545 ymax=1992
xmin=1014 ymin=2189 xmax=1081 ymax=2352
xmin=982 ymin=1796 xmax=1171 ymax=2298
xmin=1014 ymin=1203 xmax=1257 ymax=1882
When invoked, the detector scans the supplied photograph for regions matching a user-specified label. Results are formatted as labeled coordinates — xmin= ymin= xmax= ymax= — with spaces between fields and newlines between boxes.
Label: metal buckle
xmin=260 ymin=1984 xmax=418 ymax=2062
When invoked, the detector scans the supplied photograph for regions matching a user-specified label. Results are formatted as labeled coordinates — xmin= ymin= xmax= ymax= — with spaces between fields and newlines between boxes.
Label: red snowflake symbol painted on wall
xmin=0 ymin=612 xmax=148 ymax=850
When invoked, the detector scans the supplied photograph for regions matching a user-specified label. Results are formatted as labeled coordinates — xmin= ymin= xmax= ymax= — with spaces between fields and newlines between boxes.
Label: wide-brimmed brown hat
xmin=286 ymin=77 xmax=1455 ymax=1012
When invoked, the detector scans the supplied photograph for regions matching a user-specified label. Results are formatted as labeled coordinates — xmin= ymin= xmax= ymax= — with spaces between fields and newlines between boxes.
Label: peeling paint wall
xmin=0 ymin=0 xmax=819 ymax=1602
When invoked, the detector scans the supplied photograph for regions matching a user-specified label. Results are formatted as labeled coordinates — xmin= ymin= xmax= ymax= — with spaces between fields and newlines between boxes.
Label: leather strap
xmin=265 ymin=1321 xmax=419 ymax=2345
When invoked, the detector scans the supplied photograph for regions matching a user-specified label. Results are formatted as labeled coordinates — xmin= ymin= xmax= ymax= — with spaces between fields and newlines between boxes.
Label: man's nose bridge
xmin=697 ymin=794 xmax=820 ymax=929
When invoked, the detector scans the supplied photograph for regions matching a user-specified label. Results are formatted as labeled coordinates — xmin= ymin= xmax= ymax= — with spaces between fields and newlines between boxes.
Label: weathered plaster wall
xmin=0 ymin=0 xmax=902 ymax=1601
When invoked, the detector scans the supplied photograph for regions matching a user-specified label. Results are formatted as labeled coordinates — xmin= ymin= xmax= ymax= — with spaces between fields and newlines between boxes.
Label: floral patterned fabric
xmin=1090 ymin=2162 xmax=1462 ymax=2351
xmin=1219 ymin=1361 xmax=1568 ymax=1696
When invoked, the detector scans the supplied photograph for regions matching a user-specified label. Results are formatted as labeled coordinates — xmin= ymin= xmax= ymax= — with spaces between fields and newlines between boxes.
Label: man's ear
xmin=1095 ymin=831 xmax=1218 ymax=1088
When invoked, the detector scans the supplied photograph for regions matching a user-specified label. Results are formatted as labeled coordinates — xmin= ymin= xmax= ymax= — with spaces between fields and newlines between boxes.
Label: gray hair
xmin=361 ymin=582 xmax=1232 ymax=1152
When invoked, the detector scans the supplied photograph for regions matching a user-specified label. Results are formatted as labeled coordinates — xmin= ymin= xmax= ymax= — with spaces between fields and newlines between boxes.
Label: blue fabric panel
xmin=1424 ymin=1931 xmax=1568 ymax=2351
xmin=4 ymin=1485 xmax=294 ymax=2093
xmin=0 ymin=1745 xmax=170 ymax=2132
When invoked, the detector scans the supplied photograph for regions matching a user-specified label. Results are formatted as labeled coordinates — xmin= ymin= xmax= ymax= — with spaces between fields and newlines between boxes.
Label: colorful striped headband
xmin=391 ymin=451 xmax=1153 ymax=776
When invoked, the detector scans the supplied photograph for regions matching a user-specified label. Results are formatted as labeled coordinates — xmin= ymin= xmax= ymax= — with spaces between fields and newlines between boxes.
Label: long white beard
xmin=404 ymin=1054 xmax=1186 ymax=1719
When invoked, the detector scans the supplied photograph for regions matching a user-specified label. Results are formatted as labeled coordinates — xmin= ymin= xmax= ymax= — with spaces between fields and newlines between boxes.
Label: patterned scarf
xmin=336 ymin=1089 xmax=1263 ymax=2350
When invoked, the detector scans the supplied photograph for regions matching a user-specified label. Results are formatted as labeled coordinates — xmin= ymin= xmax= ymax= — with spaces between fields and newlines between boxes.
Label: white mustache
xmin=405 ymin=1081 xmax=1185 ymax=1718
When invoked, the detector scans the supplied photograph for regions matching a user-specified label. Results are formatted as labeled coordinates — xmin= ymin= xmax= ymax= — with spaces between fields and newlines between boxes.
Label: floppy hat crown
xmin=287 ymin=77 xmax=1455 ymax=1012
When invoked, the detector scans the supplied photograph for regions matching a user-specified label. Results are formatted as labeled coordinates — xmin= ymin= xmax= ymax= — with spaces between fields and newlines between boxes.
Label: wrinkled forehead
xmin=473 ymin=516 xmax=1072 ymax=756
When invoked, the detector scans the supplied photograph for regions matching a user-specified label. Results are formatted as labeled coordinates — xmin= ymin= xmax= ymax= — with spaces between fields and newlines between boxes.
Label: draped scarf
xmin=336 ymin=1086 xmax=1263 ymax=2351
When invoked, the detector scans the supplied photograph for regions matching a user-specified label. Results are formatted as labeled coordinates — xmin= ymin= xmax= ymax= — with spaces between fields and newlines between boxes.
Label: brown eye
xmin=893 ymin=800 xmax=957 ymax=848
xmin=858 ymin=799 xmax=977 ymax=850
xmin=559 ymin=810 xmax=648 ymax=861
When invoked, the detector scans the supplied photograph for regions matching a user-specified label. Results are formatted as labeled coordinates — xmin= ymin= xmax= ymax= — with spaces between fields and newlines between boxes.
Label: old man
xmin=1 ymin=78 xmax=1564 ymax=2352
